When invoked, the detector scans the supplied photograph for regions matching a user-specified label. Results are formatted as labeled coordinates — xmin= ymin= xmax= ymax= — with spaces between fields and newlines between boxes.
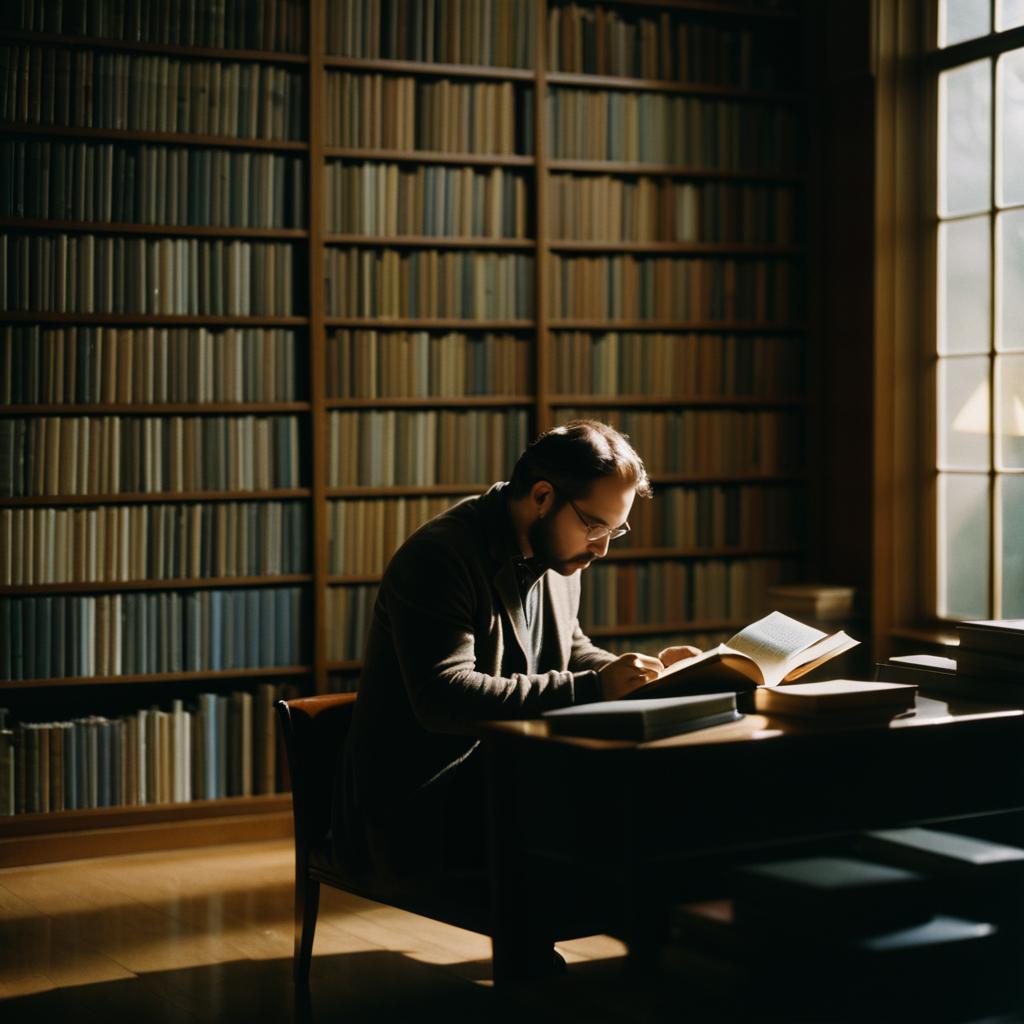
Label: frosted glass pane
xmin=940 ymin=60 xmax=992 ymax=216
xmin=998 ymin=49 xmax=1024 ymax=205
xmin=939 ymin=216 xmax=990 ymax=354
xmin=997 ymin=354 xmax=1024 ymax=466
xmin=997 ymin=209 xmax=1024 ymax=350
xmin=939 ymin=356 xmax=991 ymax=469
xmin=1000 ymin=475 xmax=1024 ymax=617
xmin=941 ymin=0 xmax=991 ymax=45
xmin=938 ymin=472 xmax=990 ymax=619
xmin=998 ymin=0 xmax=1024 ymax=31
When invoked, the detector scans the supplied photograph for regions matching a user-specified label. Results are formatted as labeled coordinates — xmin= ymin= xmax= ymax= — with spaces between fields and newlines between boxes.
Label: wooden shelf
xmin=0 ymin=218 xmax=308 ymax=239
xmin=326 ymin=660 xmax=363 ymax=672
xmin=648 ymin=473 xmax=804 ymax=484
xmin=0 ymin=313 xmax=308 ymax=326
xmin=0 ymin=489 xmax=312 ymax=507
xmin=545 ymin=71 xmax=804 ymax=101
xmin=0 ymin=665 xmax=311 ymax=690
xmin=0 ymin=29 xmax=310 ymax=63
xmin=325 ymin=484 xmax=486 ymax=497
xmin=0 ymin=574 xmax=313 ymax=596
xmin=323 ymin=146 xmax=533 ymax=167
xmin=324 ymin=317 xmax=535 ymax=329
xmin=327 ymin=574 xmax=382 ymax=585
xmin=548 ymin=394 xmax=805 ymax=408
xmin=548 ymin=320 xmax=807 ymax=331
xmin=323 ymin=55 xmax=534 ymax=80
xmin=323 ymin=233 xmax=534 ymax=249
xmin=586 ymin=620 xmax=745 ymax=637
xmin=325 ymin=395 xmax=533 ymax=409
xmin=547 ymin=240 xmax=804 ymax=254
xmin=2 ymin=402 xmax=310 ymax=415
xmin=1 ymin=122 xmax=308 ymax=150
xmin=547 ymin=158 xmax=803 ymax=181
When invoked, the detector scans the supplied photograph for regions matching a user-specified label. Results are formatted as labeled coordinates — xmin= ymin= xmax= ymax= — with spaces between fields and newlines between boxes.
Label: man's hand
xmin=657 ymin=645 xmax=702 ymax=668
xmin=599 ymin=652 xmax=664 ymax=701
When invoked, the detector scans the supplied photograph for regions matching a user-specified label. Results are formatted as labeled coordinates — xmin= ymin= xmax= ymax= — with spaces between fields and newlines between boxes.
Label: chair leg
xmin=294 ymin=873 xmax=320 ymax=984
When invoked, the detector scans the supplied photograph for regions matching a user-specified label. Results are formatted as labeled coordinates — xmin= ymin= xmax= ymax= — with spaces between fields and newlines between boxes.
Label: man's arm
xmin=568 ymin=621 xmax=618 ymax=673
xmin=385 ymin=539 xmax=603 ymax=731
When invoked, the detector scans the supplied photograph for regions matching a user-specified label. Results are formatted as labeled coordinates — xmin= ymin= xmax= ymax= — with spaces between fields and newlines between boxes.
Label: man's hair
xmin=507 ymin=419 xmax=652 ymax=501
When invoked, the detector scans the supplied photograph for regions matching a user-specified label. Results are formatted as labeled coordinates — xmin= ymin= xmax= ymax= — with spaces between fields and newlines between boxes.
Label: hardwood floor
xmin=0 ymin=839 xmax=713 ymax=1024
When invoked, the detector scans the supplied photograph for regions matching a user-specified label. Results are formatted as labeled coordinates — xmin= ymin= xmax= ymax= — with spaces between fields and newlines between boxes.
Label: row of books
xmin=547 ymin=3 xmax=793 ymax=88
xmin=0 ymin=684 xmax=286 ymax=815
xmin=549 ymin=255 xmax=799 ymax=322
xmin=324 ymin=483 xmax=801 ymax=576
xmin=7 ymin=0 xmax=309 ymax=52
xmin=1 ymin=46 xmax=305 ymax=140
xmin=324 ymin=248 xmax=533 ymax=320
xmin=558 ymin=407 xmax=801 ymax=475
xmin=1 ymin=501 xmax=309 ymax=585
xmin=1 ymin=586 xmax=305 ymax=680
xmin=546 ymin=90 xmax=799 ymax=169
xmin=325 ymin=73 xmax=533 ymax=155
xmin=578 ymin=558 xmax=794 ymax=628
xmin=328 ymin=495 xmax=457 ymax=575
xmin=326 ymin=409 xmax=529 ymax=486
xmin=326 ymin=0 xmax=535 ymax=68
xmin=549 ymin=332 xmax=802 ymax=397
xmin=1 ymin=326 xmax=301 ymax=404
xmin=326 ymin=584 xmax=375 ymax=661
xmin=1 ymin=140 xmax=306 ymax=228
xmin=0 ymin=415 xmax=302 ymax=496
xmin=323 ymin=162 xmax=529 ymax=239
xmin=1 ymin=234 xmax=297 ymax=315
xmin=621 ymin=484 xmax=801 ymax=550
xmin=546 ymin=177 xmax=800 ymax=245
xmin=326 ymin=329 xmax=530 ymax=399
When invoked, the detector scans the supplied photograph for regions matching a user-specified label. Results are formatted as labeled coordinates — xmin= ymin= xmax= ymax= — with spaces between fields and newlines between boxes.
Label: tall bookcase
xmin=0 ymin=0 xmax=810 ymax=864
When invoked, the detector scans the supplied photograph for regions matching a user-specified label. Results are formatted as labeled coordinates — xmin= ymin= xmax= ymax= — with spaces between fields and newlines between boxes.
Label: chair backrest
xmin=275 ymin=694 xmax=357 ymax=853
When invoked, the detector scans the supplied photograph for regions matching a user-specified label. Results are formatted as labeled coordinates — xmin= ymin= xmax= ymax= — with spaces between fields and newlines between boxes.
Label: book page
xmin=725 ymin=611 xmax=827 ymax=686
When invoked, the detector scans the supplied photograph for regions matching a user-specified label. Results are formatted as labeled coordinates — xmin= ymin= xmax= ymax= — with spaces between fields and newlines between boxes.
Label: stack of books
xmin=877 ymin=620 xmax=1024 ymax=705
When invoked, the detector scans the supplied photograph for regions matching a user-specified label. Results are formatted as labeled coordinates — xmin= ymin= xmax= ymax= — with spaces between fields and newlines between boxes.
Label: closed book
xmin=859 ymin=827 xmax=1024 ymax=877
xmin=876 ymin=654 xmax=956 ymax=684
xmin=0 ymin=729 xmax=13 ymax=815
xmin=733 ymin=856 xmax=931 ymax=937
xmin=956 ymin=620 xmax=1024 ymax=658
xmin=543 ymin=693 xmax=739 ymax=741
xmin=955 ymin=647 xmax=1024 ymax=681
xmin=753 ymin=680 xmax=917 ymax=718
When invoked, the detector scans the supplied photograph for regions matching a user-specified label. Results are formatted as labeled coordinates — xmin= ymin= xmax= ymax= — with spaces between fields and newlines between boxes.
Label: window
xmin=934 ymin=0 xmax=1024 ymax=619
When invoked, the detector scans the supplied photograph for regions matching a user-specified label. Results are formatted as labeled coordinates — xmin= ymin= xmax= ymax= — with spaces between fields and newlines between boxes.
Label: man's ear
xmin=530 ymin=479 xmax=555 ymax=517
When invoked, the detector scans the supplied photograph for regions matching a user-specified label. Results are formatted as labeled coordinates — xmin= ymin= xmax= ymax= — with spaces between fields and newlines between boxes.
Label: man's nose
xmin=588 ymin=534 xmax=611 ymax=557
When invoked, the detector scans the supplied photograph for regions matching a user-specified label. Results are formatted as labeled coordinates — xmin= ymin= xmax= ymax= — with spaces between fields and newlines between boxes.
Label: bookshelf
xmin=0 ymin=0 xmax=809 ymax=863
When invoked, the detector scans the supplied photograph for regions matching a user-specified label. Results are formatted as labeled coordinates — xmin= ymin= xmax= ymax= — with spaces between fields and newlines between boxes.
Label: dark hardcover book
xmin=956 ymin=620 xmax=1024 ymax=658
xmin=955 ymin=647 xmax=1024 ymax=681
xmin=64 ymin=721 xmax=77 ymax=811
xmin=0 ymin=729 xmax=13 ymax=816
xmin=543 ymin=693 xmax=739 ymax=741
xmin=216 ymin=693 xmax=228 ymax=799
xmin=859 ymin=827 xmax=1024 ymax=877
xmin=98 ymin=719 xmax=111 ymax=808
xmin=733 ymin=856 xmax=932 ymax=937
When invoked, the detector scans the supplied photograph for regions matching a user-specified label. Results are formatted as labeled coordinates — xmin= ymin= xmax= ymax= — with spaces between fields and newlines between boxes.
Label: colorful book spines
xmin=0 ymin=586 xmax=305 ymax=680
xmin=0 ymin=501 xmax=309 ymax=585
xmin=1 ymin=326 xmax=300 ymax=404
xmin=326 ymin=330 xmax=531 ymax=398
xmin=0 ymin=234 xmax=296 ymax=315
xmin=0 ymin=46 xmax=305 ymax=140
xmin=0 ymin=414 xmax=302 ymax=496
xmin=326 ymin=0 xmax=535 ymax=67
xmin=9 ymin=0 xmax=309 ymax=52
xmin=0 ymin=140 xmax=306 ymax=228
xmin=324 ymin=161 xmax=529 ymax=238
xmin=549 ymin=332 xmax=801 ymax=397
xmin=548 ymin=255 xmax=800 ymax=322
xmin=325 ymin=73 xmax=534 ymax=154
xmin=0 ymin=682 xmax=287 ymax=816
xmin=546 ymin=89 xmax=798 ymax=169
xmin=327 ymin=409 xmax=528 ymax=486
xmin=325 ymin=248 xmax=533 ymax=319
xmin=579 ymin=558 xmax=797 ymax=628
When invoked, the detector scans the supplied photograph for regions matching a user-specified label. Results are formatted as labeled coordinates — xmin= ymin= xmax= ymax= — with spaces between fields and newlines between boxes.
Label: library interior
xmin=3 ymin=0 xmax=1024 ymax=1021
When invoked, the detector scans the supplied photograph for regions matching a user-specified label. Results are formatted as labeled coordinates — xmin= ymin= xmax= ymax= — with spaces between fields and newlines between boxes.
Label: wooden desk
xmin=481 ymin=695 xmax=1024 ymax=984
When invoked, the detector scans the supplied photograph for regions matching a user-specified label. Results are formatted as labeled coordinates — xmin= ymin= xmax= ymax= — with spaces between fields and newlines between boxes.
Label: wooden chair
xmin=275 ymin=693 xmax=492 ymax=983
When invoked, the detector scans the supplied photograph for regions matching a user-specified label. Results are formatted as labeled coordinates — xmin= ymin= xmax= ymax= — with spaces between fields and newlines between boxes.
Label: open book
xmin=626 ymin=610 xmax=860 ymax=699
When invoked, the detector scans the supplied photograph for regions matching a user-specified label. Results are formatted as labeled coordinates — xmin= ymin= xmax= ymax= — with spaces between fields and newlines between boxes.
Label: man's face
xmin=528 ymin=475 xmax=636 ymax=576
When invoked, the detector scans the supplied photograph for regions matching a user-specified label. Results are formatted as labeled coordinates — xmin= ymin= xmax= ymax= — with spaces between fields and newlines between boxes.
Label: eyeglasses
xmin=566 ymin=496 xmax=630 ymax=543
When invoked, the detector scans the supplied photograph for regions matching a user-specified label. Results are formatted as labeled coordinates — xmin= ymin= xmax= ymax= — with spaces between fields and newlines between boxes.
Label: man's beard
xmin=526 ymin=514 xmax=593 ymax=573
